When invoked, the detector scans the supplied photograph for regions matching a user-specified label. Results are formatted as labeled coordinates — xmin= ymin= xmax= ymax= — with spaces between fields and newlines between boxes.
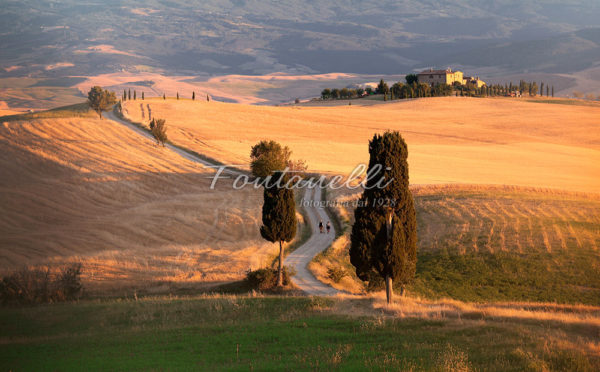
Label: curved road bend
xmin=285 ymin=187 xmax=340 ymax=296
xmin=106 ymin=109 xmax=340 ymax=296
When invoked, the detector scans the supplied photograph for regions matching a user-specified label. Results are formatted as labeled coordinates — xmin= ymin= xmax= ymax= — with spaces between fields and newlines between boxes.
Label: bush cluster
xmin=327 ymin=267 xmax=347 ymax=283
xmin=0 ymin=263 xmax=83 ymax=305
xmin=245 ymin=267 xmax=293 ymax=290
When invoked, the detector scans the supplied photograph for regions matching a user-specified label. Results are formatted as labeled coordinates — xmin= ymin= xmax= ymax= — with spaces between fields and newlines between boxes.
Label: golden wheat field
xmin=328 ymin=184 xmax=600 ymax=254
xmin=122 ymin=97 xmax=600 ymax=193
xmin=0 ymin=116 xmax=277 ymax=294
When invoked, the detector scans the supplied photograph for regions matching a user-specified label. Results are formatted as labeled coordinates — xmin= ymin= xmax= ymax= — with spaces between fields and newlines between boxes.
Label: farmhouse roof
xmin=418 ymin=68 xmax=453 ymax=75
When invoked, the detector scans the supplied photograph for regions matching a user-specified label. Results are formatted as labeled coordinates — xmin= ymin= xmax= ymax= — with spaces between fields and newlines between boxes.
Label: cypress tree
xmin=207 ymin=94 xmax=210 ymax=102
xmin=142 ymin=92 xmax=145 ymax=100
xmin=192 ymin=91 xmax=195 ymax=100
xmin=123 ymin=89 xmax=127 ymax=101
xmin=177 ymin=92 xmax=179 ymax=100
xmin=163 ymin=93 xmax=166 ymax=100
xmin=134 ymin=91 xmax=136 ymax=100
xmin=540 ymin=82 xmax=544 ymax=96
xmin=128 ymin=89 xmax=131 ymax=100
xmin=260 ymin=171 xmax=297 ymax=287
xmin=546 ymin=85 xmax=549 ymax=97
xmin=552 ymin=86 xmax=554 ymax=97
xmin=350 ymin=131 xmax=417 ymax=304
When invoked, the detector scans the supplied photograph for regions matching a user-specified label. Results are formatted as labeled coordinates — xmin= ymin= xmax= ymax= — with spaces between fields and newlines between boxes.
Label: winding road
xmin=106 ymin=108 xmax=340 ymax=296
xmin=285 ymin=187 xmax=339 ymax=295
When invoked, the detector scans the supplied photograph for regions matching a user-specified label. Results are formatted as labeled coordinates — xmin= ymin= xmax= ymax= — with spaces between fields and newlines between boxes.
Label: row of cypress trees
xmin=121 ymin=90 xmax=211 ymax=101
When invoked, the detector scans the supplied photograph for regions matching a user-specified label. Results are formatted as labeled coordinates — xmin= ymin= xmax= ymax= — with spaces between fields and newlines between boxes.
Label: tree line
xmin=121 ymin=90 xmax=210 ymax=102
xmin=321 ymin=77 xmax=556 ymax=101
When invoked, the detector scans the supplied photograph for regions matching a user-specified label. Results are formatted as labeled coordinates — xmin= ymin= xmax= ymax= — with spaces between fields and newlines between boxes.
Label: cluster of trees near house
xmin=321 ymin=76 xmax=557 ymax=101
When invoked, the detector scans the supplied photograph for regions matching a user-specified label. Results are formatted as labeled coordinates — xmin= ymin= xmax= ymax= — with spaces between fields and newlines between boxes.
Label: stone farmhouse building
xmin=417 ymin=68 xmax=486 ymax=88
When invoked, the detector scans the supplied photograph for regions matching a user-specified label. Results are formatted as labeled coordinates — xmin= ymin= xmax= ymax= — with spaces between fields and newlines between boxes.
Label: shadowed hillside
xmin=0 ymin=111 xmax=274 ymax=294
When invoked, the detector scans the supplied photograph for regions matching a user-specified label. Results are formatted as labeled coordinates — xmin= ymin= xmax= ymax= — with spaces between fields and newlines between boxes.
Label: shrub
xmin=149 ymin=118 xmax=168 ymax=146
xmin=327 ymin=266 xmax=347 ymax=283
xmin=245 ymin=267 xmax=294 ymax=290
xmin=0 ymin=263 xmax=83 ymax=305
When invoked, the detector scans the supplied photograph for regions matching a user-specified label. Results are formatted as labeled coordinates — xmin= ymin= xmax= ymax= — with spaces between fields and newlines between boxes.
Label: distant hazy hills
xmin=1 ymin=0 xmax=599 ymax=80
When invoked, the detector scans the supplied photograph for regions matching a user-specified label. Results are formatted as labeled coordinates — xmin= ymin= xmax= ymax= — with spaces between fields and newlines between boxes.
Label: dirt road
xmin=285 ymin=187 xmax=340 ymax=296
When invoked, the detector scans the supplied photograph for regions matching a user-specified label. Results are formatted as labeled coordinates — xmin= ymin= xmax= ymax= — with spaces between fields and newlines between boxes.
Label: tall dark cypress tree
xmin=128 ymin=89 xmax=131 ymax=100
xmin=177 ymin=92 xmax=179 ymax=100
xmin=134 ymin=90 xmax=137 ymax=100
xmin=552 ymin=86 xmax=554 ymax=97
xmin=350 ymin=131 xmax=417 ymax=304
xmin=142 ymin=92 xmax=145 ymax=100
xmin=260 ymin=171 xmax=297 ymax=286
xmin=163 ymin=93 xmax=166 ymax=100
xmin=192 ymin=91 xmax=195 ymax=100
xmin=540 ymin=82 xmax=544 ymax=96
xmin=546 ymin=86 xmax=549 ymax=97
xmin=123 ymin=89 xmax=127 ymax=101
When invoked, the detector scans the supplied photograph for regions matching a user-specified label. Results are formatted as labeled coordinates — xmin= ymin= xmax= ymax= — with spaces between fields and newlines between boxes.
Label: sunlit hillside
xmin=123 ymin=97 xmax=600 ymax=193
xmin=0 ymin=111 xmax=275 ymax=294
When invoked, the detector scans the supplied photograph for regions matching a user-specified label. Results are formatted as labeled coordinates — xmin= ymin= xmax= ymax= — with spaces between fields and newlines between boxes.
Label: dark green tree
xmin=134 ymin=90 xmax=137 ymax=100
xmin=128 ymin=89 xmax=131 ymax=100
xmin=250 ymin=140 xmax=291 ymax=178
xmin=546 ymin=85 xmax=549 ymax=97
xmin=552 ymin=86 xmax=554 ymax=97
xmin=123 ymin=89 xmax=127 ymax=101
xmin=192 ymin=91 xmax=195 ymax=100
xmin=331 ymin=88 xmax=340 ymax=99
xmin=87 ymin=86 xmax=117 ymax=119
xmin=405 ymin=74 xmax=418 ymax=85
xmin=377 ymin=79 xmax=389 ymax=95
xmin=260 ymin=171 xmax=297 ymax=286
xmin=177 ymin=92 xmax=179 ymax=100
xmin=207 ymin=94 xmax=210 ymax=102
xmin=350 ymin=131 xmax=417 ymax=304
xmin=163 ymin=93 xmax=166 ymax=100
xmin=540 ymin=82 xmax=544 ymax=96
xmin=142 ymin=92 xmax=145 ymax=100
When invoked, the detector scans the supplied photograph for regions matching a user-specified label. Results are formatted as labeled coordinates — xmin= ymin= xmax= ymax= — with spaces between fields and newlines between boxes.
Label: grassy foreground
xmin=1 ymin=295 xmax=598 ymax=371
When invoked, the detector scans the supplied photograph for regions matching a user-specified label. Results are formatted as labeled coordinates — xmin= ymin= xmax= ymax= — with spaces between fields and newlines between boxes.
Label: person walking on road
xmin=326 ymin=221 xmax=331 ymax=234
xmin=318 ymin=220 xmax=324 ymax=234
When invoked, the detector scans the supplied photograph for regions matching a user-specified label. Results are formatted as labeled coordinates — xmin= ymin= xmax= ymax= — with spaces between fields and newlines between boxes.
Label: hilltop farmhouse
xmin=418 ymin=68 xmax=486 ymax=88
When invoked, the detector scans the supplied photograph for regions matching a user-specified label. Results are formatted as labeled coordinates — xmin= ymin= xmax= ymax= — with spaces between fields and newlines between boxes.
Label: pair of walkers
xmin=318 ymin=220 xmax=331 ymax=234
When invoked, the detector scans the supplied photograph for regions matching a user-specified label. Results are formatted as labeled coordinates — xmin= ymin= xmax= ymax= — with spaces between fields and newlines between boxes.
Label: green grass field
xmin=1 ymin=295 xmax=597 ymax=371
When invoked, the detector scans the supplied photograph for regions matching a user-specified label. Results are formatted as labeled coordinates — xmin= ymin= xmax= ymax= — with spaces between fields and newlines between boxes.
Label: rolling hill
xmin=0 ymin=107 xmax=275 ymax=294
xmin=121 ymin=96 xmax=600 ymax=193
